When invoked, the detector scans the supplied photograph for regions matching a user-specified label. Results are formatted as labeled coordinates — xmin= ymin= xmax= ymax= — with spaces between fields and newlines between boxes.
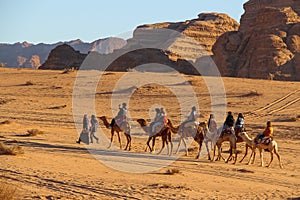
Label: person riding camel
xmin=208 ymin=114 xmax=217 ymax=133
xmin=150 ymin=108 xmax=161 ymax=129
xmin=151 ymin=107 xmax=167 ymax=135
xmin=234 ymin=113 xmax=245 ymax=136
xmin=110 ymin=103 xmax=128 ymax=128
xmin=179 ymin=106 xmax=198 ymax=133
xmin=223 ymin=111 xmax=235 ymax=135
xmin=256 ymin=121 xmax=273 ymax=145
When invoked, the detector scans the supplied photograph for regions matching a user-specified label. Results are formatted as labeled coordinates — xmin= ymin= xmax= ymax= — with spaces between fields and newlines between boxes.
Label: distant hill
xmin=0 ymin=37 xmax=126 ymax=68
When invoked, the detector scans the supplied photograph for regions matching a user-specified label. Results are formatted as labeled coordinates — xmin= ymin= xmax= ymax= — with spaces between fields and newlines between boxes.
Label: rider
xmin=234 ymin=113 xmax=245 ymax=136
xmin=110 ymin=103 xmax=128 ymax=128
xmin=256 ymin=121 xmax=273 ymax=145
xmin=150 ymin=108 xmax=161 ymax=129
xmin=223 ymin=111 xmax=235 ymax=134
xmin=151 ymin=107 xmax=167 ymax=134
xmin=179 ymin=106 xmax=198 ymax=133
xmin=208 ymin=114 xmax=217 ymax=133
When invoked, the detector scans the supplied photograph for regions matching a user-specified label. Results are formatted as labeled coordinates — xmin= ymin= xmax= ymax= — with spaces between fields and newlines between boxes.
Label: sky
xmin=0 ymin=0 xmax=248 ymax=44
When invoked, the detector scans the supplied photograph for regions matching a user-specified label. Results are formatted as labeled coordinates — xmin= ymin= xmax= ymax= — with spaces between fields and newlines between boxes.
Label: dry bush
xmin=240 ymin=90 xmax=262 ymax=98
xmin=26 ymin=129 xmax=44 ymax=136
xmin=0 ymin=142 xmax=24 ymax=155
xmin=0 ymin=183 xmax=17 ymax=200
xmin=24 ymin=81 xmax=34 ymax=86
xmin=165 ymin=168 xmax=180 ymax=175
xmin=61 ymin=68 xmax=75 ymax=74
xmin=47 ymin=105 xmax=67 ymax=110
xmin=0 ymin=120 xmax=12 ymax=125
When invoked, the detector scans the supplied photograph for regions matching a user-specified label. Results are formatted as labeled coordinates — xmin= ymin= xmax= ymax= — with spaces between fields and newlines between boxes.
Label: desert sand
xmin=0 ymin=67 xmax=299 ymax=199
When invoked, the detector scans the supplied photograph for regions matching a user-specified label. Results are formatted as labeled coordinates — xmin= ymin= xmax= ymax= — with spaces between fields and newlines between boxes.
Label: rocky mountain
xmin=0 ymin=37 xmax=126 ymax=68
xmin=39 ymin=44 xmax=87 ymax=70
xmin=213 ymin=0 xmax=300 ymax=81
xmin=40 ymin=13 xmax=239 ymax=72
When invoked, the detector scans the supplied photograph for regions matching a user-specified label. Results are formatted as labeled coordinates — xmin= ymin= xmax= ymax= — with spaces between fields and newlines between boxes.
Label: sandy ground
xmin=0 ymin=68 xmax=299 ymax=199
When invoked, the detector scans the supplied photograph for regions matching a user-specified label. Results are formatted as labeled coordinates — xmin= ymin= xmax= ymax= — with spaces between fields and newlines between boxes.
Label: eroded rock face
xmin=39 ymin=44 xmax=86 ymax=70
xmin=133 ymin=13 xmax=239 ymax=61
xmin=213 ymin=2 xmax=300 ymax=81
xmin=39 ymin=13 xmax=239 ymax=73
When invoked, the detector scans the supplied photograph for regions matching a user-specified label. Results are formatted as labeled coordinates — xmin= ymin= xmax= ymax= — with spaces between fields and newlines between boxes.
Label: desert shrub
xmin=61 ymin=68 xmax=75 ymax=74
xmin=0 ymin=183 xmax=17 ymax=200
xmin=0 ymin=142 xmax=24 ymax=155
xmin=240 ymin=90 xmax=262 ymax=98
xmin=24 ymin=81 xmax=34 ymax=86
xmin=26 ymin=129 xmax=44 ymax=136
xmin=0 ymin=120 xmax=12 ymax=125
xmin=165 ymin=168 xmax=180 ymax=175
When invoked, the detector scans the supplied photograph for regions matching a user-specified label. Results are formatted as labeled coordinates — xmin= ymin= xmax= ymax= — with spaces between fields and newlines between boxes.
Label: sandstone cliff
xmin=40 ymin=13 xmax=238 ymax=73
xmin=131 ymin=13 xmax=239 ymax=61
xmin=213 ymin=0 xmax=300 ymax=80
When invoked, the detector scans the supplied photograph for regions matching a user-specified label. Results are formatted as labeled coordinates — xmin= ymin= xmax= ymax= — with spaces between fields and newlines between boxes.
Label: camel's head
xmin=136 ymin=119 xmax=147 ymax=126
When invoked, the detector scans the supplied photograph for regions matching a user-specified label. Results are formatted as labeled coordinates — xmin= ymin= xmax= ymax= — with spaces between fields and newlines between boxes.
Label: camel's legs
xmin=169 ymin=142 xmax=173 ymax=156
xmin=157 ymin=138 xmax=166 ymax=155
xmin=168 ymin=132 xmax=173 ymax=156
xmin=116 ymin=131 xmax=122 ymax=149
xmin=175 ymin=137 xmax=182 ymax=154
xmin=108 ymin=130 xmax=114 ymax=149
xmin=225 ymin=147 xmax=232 ymax=163
xmin=216 ymin=144 xmax=222 ymax=161
xmin=267 ymin=151 xmax=274 ymax=168
xmin=211 ymin=145 xmax=216 ymax=162
xmin=124 ymin=134 xmax=130 ymax=150
xmin=259 ymin=149 xmax=264 ymax=167
xmin=205 ymin=141 xmax=211 ymax=160
xmin=127 ymin=134 xmax=131 ymax=151
xmin=196 ymin=141 xmax=203 ymax=159
xmin=146 ymin=137 xmax=152 ymax=152
xmin=274 ymin=146 xmax=283 ymax=168
xmin=232 ymin=148 xmax=237 ymax=164
xmin=247 ymin=147 xmax=256 ymax=165
xmin=240 ymin=145 xmax=249 ymax=163
xmin=251 ymin=151 xmax=256 ymax=164
xmin=152 ymin=137 xmax=156 ymax=153
xmin=182 ymin=138 xmax=188 ymax=156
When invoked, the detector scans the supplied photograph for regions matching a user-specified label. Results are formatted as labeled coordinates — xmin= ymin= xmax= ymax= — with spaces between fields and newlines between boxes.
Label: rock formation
xmin=40 ymin=13 xmax=238 ymax=72
xmin=0 ymin=38 xmax=126 ymax=68
xmin=213 ymin=0 xmax=300 ymax=81
xmin=131 ymin=13 xmax=239 ymax=61
xmin=39 ymin=44 xmax=87 ymax=70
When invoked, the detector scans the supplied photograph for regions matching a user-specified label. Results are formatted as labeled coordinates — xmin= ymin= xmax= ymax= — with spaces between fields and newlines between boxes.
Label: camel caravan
xmin=77 ymin=103 xmax=283 ymax=169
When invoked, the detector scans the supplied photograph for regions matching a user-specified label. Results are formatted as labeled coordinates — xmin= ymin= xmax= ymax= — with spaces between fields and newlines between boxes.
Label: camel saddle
xmin=152 ymin=123 xmax=165 ymax=135
xmin=183 ymin=121 xmax=198 ymax=129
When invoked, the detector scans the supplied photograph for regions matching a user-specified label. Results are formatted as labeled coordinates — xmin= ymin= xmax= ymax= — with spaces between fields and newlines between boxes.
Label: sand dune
xmin=0 ymin=68 xmax=299 ymax=199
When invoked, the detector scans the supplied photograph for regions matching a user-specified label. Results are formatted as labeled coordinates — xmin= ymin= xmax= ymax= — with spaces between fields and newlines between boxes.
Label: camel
xmin=167 ymin=119 xmax=205 ymax=159
xmin=136 ymin=119 xmax=173 ymax=155
xmin=203 ymin=127 xmax=222 ymax=160
xmin=239 ymin=132 xmax=283 ymax=168
xmin=212 ymin=128 xmax=238 ymax=164
xmin=99 ymin=116 xmax=132 ymax=151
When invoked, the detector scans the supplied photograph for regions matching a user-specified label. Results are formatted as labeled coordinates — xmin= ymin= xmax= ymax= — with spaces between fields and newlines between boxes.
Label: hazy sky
xmin=0 ymin=0 xmax=248 ymax=44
